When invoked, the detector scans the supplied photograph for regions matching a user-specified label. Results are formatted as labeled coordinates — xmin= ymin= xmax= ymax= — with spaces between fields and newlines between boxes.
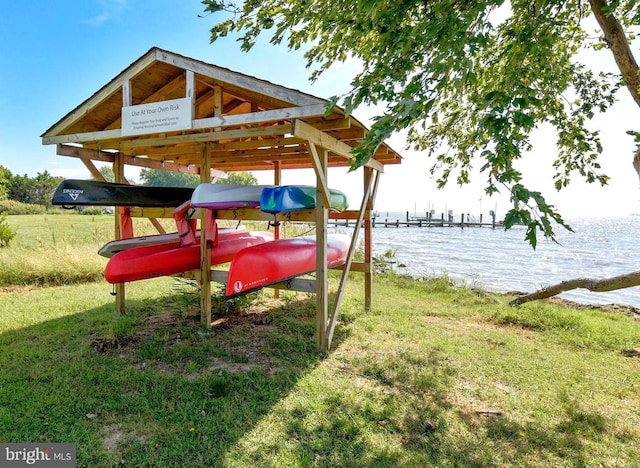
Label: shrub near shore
xmin=0 ymin=214 xmax=638 ymax=466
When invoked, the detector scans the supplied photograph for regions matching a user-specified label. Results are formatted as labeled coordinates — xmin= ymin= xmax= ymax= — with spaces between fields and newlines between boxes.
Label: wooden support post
xmin=112 ymin=80 xmax=133 ymax=315
xmin=200 ymin=143 xmax=212 ymax=327
xmin=273 ymin=160 xmax=281 ymax=299
xmin=199 ymin=81 xmax=217 ymax=327
xmin=364 ymin=167 xmax=379 ymax=310
xmin=314 ymin=147 xmax=329 ymax=352
xmin=113 ymin=152 xmax=126 ymax=314
xmin=213 ymin=85 xmax=223 ymax=131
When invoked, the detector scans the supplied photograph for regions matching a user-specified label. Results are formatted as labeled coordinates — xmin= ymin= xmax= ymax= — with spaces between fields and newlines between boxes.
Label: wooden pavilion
xmin=42 ymin=47 xmax=402 ymax=352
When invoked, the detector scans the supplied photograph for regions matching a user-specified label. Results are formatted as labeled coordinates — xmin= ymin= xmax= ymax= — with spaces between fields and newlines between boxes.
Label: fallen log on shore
xmin=510 ymin=270 xmax=640 ymax=306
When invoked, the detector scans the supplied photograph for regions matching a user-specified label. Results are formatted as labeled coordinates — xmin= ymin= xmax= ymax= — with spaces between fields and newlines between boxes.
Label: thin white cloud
xmin=85 ymin=0 xmax=127 ymax=26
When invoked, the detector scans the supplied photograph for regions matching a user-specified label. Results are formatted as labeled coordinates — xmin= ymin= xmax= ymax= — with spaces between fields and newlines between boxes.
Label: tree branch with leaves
xmin=203 ymin=0 xmax=638 ymax=247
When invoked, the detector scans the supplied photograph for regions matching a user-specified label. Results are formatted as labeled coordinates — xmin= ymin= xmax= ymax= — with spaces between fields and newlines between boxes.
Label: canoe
xmin=52 ymin=179 xmax=194 ymax=207
xmin=260 ymin=185 xmax=348 ymax=214
xmin=190 ymin=183 xmax=273 ymax=209
xmin=97 ymin=226 xmax=247 ymax=258
xmin=225 ymin=234 xmax=350 ymax=298
xmin=104 ymin=231 xmax=274 ymax=284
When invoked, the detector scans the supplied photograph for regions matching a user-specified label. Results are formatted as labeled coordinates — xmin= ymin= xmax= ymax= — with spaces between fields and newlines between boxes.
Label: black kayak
xmin=51 ymin=179 xmax=194 ymax=207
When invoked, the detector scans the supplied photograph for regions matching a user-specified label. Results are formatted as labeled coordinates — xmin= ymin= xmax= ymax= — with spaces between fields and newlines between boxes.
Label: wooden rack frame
xmin=42 ymin=48 xmax=401 ymax=352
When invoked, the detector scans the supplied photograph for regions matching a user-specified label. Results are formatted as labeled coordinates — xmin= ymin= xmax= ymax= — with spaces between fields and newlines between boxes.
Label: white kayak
xmin=190 ymin=183 xmax=273 ymax=209
xmin=97 ymin=226 xmax=246 ymax=258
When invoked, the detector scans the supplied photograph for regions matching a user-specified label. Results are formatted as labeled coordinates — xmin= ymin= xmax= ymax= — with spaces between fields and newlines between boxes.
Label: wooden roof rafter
xmin=42 ymin=47 xmax=402 ymax=173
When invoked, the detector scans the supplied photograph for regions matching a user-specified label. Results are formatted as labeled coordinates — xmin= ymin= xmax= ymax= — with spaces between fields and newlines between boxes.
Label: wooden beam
xmin=42 ymin=50 xmax=157 ymax=139
xmin=192 ymin=104 xmax=327 ymax=131
xmin=44 ymin=104 xmax=313 ymax=146
xmin=292 ymin=119 xmax=384 ymax=173
xmin=56 ymin=144 xmax=203 ymax=175
xmin=81 ymin=159 xmax=104 ymax=181
xmin=200 ymin=143 xmax=212 ymax=327
xmin=308 ymin=141 xmax=331 ymax=207
xmin=186 ymin=70 xmax=195 ymax=102
xmin=113 ymin=153 xmax=126 ymax=315
xmin=273 ymin=160 xmax=282 ymax=299
xmin=120 ymin=124 xmax=292 ymax=149
xmin=123 ymin=79 xmax=132 ymax=107
xmin=206 ymin=143 xmax=397 ymax=162
xmin=213 ymin=85 xmax=223 ymax=131
xmin=43 ymin=129 xmax=122 ymax=146
xmin=327 ymin=167 xmax=377 ymax=346
xmin=154 ymin=49 xmax=324 ymax=107
xmin=315 ymin=147 xmax=329 ymax=352
xmin=129 ymin=207 xmax=187 ymax=218
xmin=148 ymin=218 xmax=167 ymax=234
xmin=334 ymin=262 xmax=371 ymax=273
xmin=307 ymin=117 xmax=352 ymax=131
xmin=209 ymin=136 xmax=306 ymax=152
xmin=364 ymin=168 xmax=380 ymax=310
xmin=213 ymin=208 xmax=317 ymax=222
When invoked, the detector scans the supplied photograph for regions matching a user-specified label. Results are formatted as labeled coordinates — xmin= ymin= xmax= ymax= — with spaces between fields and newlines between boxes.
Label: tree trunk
xmin=588 ymin=0 xmax=640 ymax=108
xmin=509 ymin=270 xmax=640 ymax=305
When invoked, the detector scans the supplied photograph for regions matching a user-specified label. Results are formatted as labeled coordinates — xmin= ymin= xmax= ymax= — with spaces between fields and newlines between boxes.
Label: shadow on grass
xmin=239 ymin=341 xmax=631 ymax=467
xmin=0 ymin=287 xmax=348 ymax=466
xmin=0 ymin=282 xmax=633 ymax=466
xmin=479 ymin=400 xmax=615 ymax=465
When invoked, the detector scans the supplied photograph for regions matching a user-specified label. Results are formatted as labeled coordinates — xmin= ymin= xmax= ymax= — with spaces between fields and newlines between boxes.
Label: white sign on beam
xmin=121 ymin=97 xmax=192 ymax=136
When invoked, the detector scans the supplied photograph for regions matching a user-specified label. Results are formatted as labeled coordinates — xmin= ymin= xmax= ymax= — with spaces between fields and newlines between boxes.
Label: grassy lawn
xmin=0 ymin=214 xmax=639 ymax=466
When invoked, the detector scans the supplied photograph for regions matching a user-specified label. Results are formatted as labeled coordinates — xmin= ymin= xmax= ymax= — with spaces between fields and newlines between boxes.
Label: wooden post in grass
xmin=273 ymin=160 xmax=281 ymax=299
xmin=311 ymin=144 xmax=329 ymax=351
xmin=200 ymin=143 xmax=212 ymax=327
xmin=113 ymin=151 xmax=126 ymax=314
xmin=364 ymin=168 xmax=376 ymax=310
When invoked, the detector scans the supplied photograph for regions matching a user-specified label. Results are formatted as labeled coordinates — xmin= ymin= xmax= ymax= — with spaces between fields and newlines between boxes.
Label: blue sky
xmin=1 ymin=1 xmax=639 ymax=217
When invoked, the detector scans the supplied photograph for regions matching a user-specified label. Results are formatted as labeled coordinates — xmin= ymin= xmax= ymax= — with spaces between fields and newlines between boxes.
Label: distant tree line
xmin=138 ymin=168 xmax=258 ymax=187
xmin=0 ymin=164 xmax=258 ymax=207
xmin=97 ymin=167 xmax=258 ymax=187
xmin=0 ymin=165 xmax=61 ymax=206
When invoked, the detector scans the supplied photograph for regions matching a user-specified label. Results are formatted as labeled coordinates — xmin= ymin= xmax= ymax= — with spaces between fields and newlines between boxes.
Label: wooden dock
xmin=329 ymin=211 xmax=502 ymax=229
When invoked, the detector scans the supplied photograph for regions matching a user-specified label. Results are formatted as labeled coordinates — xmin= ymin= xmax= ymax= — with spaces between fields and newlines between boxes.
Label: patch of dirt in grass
xmin=90 ymin=310 xmax=177 ymax=355
xmin=91 ymin=335 xmax=138 ymax=354
xmin=0 ymin=285 xmax=39 ymax=296
xmin=102 ymin=425 xmax=125 ymax=453
xmin=102 ymin=424 xmax=148 ymax=454
xmin=621 ymin=347 xmax=640 ymax=358
xmin=92 ymin=302 xmax=284 ymax=375
xmin=421 ymin=314 xmax=538 ymax=340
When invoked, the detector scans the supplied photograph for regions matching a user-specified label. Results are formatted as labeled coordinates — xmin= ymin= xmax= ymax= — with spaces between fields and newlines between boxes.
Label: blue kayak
xmin=260 ymin=185 xmax=348 ymax=214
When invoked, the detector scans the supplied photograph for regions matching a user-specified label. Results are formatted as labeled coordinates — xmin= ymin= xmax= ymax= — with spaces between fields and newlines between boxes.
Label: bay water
xmin=331 ymin=214 xmax=640 ymax=309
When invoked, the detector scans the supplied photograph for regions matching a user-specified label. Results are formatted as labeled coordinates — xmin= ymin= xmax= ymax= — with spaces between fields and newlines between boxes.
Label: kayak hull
xmin=104 ymin=231 xmax=274 ymax=283
xmin=52 ymin=179 xmax=193 ymax=207
xmin=97 ymin=227 xmax=246 ymax=258
xmin=190 ymin=184 xmax=272 ymax=209
xmin=225 ymin=235 xmax=350 ymax=298
xmin=260 ymin=185 xmax=348 ymax=214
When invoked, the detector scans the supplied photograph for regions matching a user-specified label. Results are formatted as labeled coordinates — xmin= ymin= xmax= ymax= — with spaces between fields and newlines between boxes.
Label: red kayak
xmin=225 ymin=235 xmax=350 ymax=298
xmin=105 ymin=231 xmax=274 ymax=284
